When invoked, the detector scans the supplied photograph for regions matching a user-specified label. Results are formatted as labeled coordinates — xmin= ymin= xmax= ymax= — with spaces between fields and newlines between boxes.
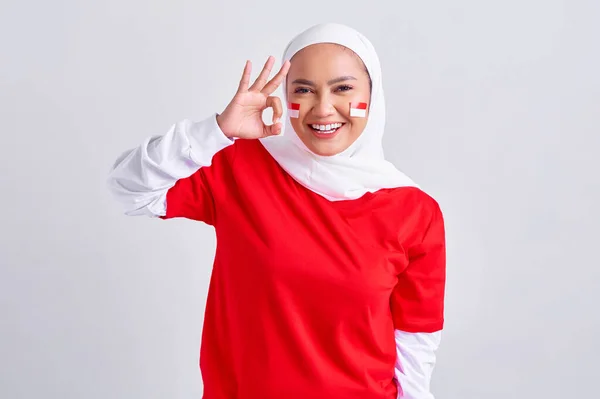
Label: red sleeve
xmin=160 ymin=145 xmax=235 ymax=225
xmin=160 ymin=168 xmax=217 ymax=224
xmin=390 ymin=202 xmax=446 ymax=332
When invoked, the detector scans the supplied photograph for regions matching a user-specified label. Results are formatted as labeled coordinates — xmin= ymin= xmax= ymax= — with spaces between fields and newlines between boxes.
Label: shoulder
xmin=208 ymin=138 xmax=269 ymax=176
xmin=208 ymin=139 xmax=282 ymax=194
xmin=220 ymin=138 xmax=269 ymax=164
xmin=386 ymin=186 xmax=443 ymax=222
xmin=399 ymin=188 xmax=445 ymax=253
xmin=377 ymin=186 xmax=444 ymax=249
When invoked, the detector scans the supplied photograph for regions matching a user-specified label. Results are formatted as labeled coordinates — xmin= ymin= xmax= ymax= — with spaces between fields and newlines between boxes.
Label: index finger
xmin=261 ymin=60 xmax=291 ymax=95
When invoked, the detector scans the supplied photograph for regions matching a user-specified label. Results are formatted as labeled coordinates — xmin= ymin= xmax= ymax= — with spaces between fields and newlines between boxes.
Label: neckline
xmin=255 ymin=140 xmax=418 ymax=210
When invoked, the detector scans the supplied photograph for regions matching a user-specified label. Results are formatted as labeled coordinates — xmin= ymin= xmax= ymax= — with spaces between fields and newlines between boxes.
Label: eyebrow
xmin=291 ymin=76 xmax=357 ymax=86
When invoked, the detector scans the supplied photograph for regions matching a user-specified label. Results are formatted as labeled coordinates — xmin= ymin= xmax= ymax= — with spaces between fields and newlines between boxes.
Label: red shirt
xmin=162 ymin=139 xmax=446 ymax=399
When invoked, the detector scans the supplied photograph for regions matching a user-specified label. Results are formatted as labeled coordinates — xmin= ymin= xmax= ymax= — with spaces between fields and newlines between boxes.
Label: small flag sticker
xmin=349 ymin=102 xmax=368 ymax=118
xmin=288 ymin=102 xmax=300 ymax=118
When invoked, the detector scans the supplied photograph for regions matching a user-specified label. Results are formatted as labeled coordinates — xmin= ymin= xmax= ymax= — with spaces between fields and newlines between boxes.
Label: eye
xmin=335 ymin=85 xmax=353 ymax=92
xmin=294 ymin=87 xmax=311 ymax=94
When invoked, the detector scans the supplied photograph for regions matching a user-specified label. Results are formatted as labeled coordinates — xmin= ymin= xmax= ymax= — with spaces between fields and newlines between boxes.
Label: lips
xmin=308 ymin=123 xmax=345 ymax=138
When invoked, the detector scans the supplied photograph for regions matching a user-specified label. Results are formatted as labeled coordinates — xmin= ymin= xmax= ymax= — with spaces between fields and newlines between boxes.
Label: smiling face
xmin=286 ymin=43 xmax=372 ymax=156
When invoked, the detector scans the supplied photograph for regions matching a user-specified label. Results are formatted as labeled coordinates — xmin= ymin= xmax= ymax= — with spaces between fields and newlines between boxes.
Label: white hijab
xmin=260 ymin=23 xmax=417 ymax=201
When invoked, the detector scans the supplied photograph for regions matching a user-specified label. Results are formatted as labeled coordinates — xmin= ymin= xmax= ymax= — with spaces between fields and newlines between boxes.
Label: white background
xmin=1 ymin=0 xmax=598 ymax=398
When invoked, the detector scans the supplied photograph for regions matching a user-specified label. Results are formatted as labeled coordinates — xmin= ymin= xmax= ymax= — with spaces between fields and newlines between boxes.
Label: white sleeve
xmin=394 ymin=330 xmax=441 ymax=399
xmin=106 ymin=114 xmax=234 ymax=217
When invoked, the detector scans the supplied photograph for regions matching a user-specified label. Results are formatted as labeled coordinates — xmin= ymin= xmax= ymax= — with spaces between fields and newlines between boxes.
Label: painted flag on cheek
xmin=288 ymin=102 xmax=300 ymax=118
xmin=349 ymin=102 xmax=368 ymax=118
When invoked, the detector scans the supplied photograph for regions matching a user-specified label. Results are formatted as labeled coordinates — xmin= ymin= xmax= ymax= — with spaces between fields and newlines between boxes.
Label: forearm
xmin=394 ymin=330 xmax=441 ymax=399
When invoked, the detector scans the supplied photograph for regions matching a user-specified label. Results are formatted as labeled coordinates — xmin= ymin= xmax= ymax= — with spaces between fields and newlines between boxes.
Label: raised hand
xmin=216 ymin=56 xmax=291 ymax=139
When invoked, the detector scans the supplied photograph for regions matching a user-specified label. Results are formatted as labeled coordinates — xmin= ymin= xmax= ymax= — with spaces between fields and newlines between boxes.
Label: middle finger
xmin=249 ymin=56 xmax=275 ymax=92
xmin=261 ymin=60 xmax=291 ymax=95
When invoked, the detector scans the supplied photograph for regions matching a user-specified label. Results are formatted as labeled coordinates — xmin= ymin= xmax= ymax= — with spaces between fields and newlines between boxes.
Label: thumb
xmin=262 ymin=121 xmax=283 ymax=137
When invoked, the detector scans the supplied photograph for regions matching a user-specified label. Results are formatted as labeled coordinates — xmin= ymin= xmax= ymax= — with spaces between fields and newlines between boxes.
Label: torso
xmin=178 ymin=140 xmax=438 ymax=399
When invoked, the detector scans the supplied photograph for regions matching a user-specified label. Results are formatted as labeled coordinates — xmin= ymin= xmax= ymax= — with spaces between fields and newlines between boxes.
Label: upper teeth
xmin=311 ymin=123 xmax=343 ymax=131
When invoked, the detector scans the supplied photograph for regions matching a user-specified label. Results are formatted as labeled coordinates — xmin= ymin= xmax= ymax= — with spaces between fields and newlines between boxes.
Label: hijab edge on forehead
xmin=281 ymin=23 xmax=371 ymax=59
xmin=281 ymin=24 xmax=381 ymax=90
xmin=286 ymin=43 xmax=374 ymax=96
xmin=259 ymin=23 xmax=419 ymax=201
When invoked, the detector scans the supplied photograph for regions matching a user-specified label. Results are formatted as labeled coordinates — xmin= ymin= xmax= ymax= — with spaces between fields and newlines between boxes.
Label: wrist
xmin=216 ymin=113 xmax=235 ymax=139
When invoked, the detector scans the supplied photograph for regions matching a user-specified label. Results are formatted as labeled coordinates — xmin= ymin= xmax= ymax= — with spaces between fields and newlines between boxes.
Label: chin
xmin=306 ymin=139 xmax=351 ymax=156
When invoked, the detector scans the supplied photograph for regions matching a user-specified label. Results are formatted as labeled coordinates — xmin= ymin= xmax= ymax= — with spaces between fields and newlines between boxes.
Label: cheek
xmin=348 ymin=107 xmax=369 ymax=137
xmin=350 ymin=119 xmax=368 ymax=135
xmin=287 ymin=95 xmax=309 ymax=116
xmin=337 ymin=97 xmax=370 ymax=119
xmin=330 ymin=100 xmax=351 ymax=119
xmin=289 ymin=117 xmax=305 ymax=134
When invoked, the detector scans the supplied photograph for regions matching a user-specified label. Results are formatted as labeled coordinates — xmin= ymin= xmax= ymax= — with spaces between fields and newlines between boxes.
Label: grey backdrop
xmin=1 ymin=0 xmax=598 ymax=398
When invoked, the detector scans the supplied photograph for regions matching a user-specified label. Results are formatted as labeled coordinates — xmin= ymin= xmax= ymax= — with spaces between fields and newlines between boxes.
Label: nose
xmin=311 ymin=94 xmax=335 ymax=118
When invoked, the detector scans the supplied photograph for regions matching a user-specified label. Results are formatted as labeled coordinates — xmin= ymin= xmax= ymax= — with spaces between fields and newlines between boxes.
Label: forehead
xmin=288 ymin=43 xmax=366 ymax=79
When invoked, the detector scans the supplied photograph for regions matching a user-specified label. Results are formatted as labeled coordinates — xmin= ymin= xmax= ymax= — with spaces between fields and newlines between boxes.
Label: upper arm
xmin=160 ymin=144 xmax=236 ymax=225
xmin=107 ymin=115 xmax=235 ymax=219
xmin=391 ymin=201 xmax=446 ymax=333
xmin=161 ymin=167 xmax=217 ymax=224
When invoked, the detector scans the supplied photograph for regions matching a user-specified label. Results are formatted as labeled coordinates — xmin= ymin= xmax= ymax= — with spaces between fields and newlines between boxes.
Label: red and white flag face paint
xmin=349 ymin=102 xmax=368 ymax=118
xmin=288 ymin=102 xmax=300 ymax=118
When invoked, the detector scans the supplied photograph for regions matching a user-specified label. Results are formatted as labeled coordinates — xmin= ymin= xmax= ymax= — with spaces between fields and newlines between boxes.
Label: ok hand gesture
xmin=216 ymin=56 xmax=291 ymax=139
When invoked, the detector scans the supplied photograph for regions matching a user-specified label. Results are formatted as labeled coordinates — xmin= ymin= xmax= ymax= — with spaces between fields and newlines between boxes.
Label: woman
xmin=107 ymin=23 xmax=446 ymax=399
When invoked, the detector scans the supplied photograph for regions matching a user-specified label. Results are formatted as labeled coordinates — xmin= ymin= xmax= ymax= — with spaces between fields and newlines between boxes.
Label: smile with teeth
xmin=309 ymin=123 xmax=344 ymax=134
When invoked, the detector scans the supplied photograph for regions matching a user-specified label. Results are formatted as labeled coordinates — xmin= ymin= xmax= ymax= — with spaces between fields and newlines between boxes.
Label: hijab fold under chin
xmin=259 ymin=23 xmax=417 ymax=201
